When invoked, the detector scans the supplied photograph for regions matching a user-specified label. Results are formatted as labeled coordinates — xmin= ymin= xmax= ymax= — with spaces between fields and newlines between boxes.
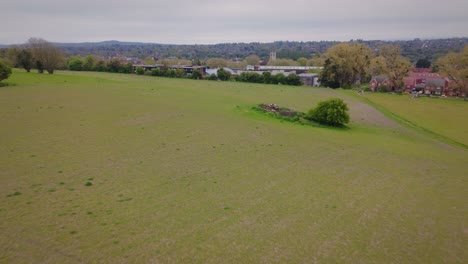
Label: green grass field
xmin=1 ymin=70 xmax=467 ymax=263
xmin=351 ymin=91 xmax=468 ymax=148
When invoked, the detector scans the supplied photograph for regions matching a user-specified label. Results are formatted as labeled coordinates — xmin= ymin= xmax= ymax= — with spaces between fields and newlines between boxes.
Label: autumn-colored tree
xmin=370 ymin=45 xmax=411 ymax=91
xmin=245 ymin=55 xmax=260 ymax=65
xmin=28 ymin=38 xmax=64 ymax=74
xmin=82 ymin=55 xmax=96 ymax=71
xmin=307 ymin=53 xmax=325 ymax=67
xmin=320 ymin=43 xmax=374 ymax=88
xmin=206 ymin=58 xmax=228 ymax=68
xmin=436 ymin=45 xmax=468 ymax=100
xmin=297 ymin=57 xmax=308 ymax=66
xmin=267 ymin=58 xmax=300 ymax=66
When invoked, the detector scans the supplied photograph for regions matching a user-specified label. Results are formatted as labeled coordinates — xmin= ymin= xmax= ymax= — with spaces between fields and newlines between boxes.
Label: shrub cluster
xmin=0 ymin=60 xmax=12 ymax=82
xmin=307 ymin=98 xmax=350 ymax=126
xmin=68 ymin=56 xmax=133 ymax=73
xmin=232 ymin=72 xmax=301 ymax=86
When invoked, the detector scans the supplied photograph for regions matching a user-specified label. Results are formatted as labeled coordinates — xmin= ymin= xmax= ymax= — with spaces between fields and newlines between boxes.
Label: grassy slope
xmin=350 ymin=92 xmax=468 ymax=148
xmin=0 ymin=71 xmax=467 ymax=263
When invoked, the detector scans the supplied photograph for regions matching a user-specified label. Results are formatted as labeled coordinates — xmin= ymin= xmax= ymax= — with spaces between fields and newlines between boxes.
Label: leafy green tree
xmin=17 ymin=49 xmax=33 ymax=72
xmin=166 ymin=69 xmax=177 ymax=78
xmin=271 ymin=73 xmax=286 ymax=84
xmin=307 ymin=98 xmax=350 ymax=126
xmin=285 ymin=74 xmax=302 ymax=86
xmin=82 ymin=55 xmax=95 ymax=71
xmin=36 ymin=60 xmax=44 ymax=73
xmin=416 ymin=58 xmax=431 ymax=68
xmin=151 ymin=68 xmax=161 ymax=76
xmin=217 ymin=68 xmax=231 ymax=81
xmin=321 ymin=43 xmax=373 ymax=88
xmin=319 ymin=59 xmax=340 ymax=88
xmin=68 ymin=57 xmax=84 ymax=71
xmin=175 ymin=69 xmax=185 ymax=78
xmin=370 ymin=45 xmax=411 ymax=91
xmin=191 ymin=69 xmax=202 ymax=79
xmin=121 ymin=62 xmax=133 ymax=73
xmin=107 ymin=59 xmax=122 ymax=73
xmin=239 ymin=72 xmax=264 ymax=83
xmin=262 ymin=72 xmax=272 ymax=84
xmin=135 ymin=66 xmax=144 ymax=75
xmin=0 ymin=60 xmax=12 ymax=82
xmin=436 ymin=45 xmax=468 ymax=100
xmin=95 ymin=60 xmax=107 ymax=72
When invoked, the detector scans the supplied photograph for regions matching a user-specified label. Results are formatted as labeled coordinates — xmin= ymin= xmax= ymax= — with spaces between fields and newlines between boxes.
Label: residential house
xmin=369 ymin=76 xmax=391 ymax=91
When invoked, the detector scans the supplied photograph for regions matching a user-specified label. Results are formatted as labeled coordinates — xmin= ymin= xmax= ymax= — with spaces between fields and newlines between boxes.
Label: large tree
xmin=28 ymin=38 xmax=63 ymax=74
xmin=17 ymin=49 xmax=33 ymax=72
xmin=320 ymin=43 xmax=373 ymax=88
xmin=245 ymin=55 xmax=260 ymax=65
xmin=370 ymin=45 xmax=411 ymax=91
xmin=436 ymin=45 xmax=468 ymax=100
xmin=206 ymin=58 xmax=227 ymax=68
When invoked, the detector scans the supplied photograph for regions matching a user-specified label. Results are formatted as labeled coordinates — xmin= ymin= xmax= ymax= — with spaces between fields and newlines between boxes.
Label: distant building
xmin=269 ymin=51 xmax=277 ymax=61
xmin=205 ymin=67 xmax=235 ymax=76
xmin=255 ymin=65 xmax=322 ymax=74
xmin=370 ymin=68 xmax=459 ymax=96
xmin=403 ymin=70 xmax=450 ymax=95
xmin=298 ymin=73 xmax=320 ymax=86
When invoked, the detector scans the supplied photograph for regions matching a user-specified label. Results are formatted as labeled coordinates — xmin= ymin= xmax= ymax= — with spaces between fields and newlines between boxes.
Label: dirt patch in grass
xmin=259 ymin=104 xmax=299 ymax=117
xmin=348 ymin=99 xmax=401 ymax=129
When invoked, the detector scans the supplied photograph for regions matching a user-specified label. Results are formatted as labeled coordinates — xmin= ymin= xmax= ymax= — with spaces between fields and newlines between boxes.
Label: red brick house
xmin=403 ymin=69 xmax=450 ymax=95
xmin=369 ymin=76 xmax=391 ymax=91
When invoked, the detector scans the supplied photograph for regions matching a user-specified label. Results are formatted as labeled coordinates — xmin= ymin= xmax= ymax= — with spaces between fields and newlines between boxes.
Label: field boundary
xmin=342 ymin=90 xmax=468 ymax=150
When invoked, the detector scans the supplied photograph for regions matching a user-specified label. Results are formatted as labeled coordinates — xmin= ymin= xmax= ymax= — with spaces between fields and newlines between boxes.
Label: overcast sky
xmin=2 ymin=0 xmax=468 ymax=44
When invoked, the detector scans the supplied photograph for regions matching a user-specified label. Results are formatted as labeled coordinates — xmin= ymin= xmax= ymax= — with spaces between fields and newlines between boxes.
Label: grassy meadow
xmin=351 ymin=91 xmax=468 ymax=148
xmin=0 ymin=70 xmax=467 ymax=263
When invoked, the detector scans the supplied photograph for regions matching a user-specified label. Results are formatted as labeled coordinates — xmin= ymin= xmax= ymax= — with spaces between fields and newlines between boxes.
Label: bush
xmin=0 ymin=60 xmax=12 ymax=82
xmin=217 ymin=68 xmax=231 ymax=81
xmin=68 ymin=57 xmax=84 ymax=71
xmin=207 ymin=74 xmax=218 ymax=81
xmin=284 ymin=73 xmax=302 ymax=86
xmin=151 ymin=68 xmax=160 ymax=76
xmin=191 ymin=69 xmax=202 ymax=79
xmin=307 ymin=98 xmax=350 ymax=126
xmin=135 ymin=66 xmax=144 ymax=75
xmin=377 ymin=85 xmax=389 ymax=93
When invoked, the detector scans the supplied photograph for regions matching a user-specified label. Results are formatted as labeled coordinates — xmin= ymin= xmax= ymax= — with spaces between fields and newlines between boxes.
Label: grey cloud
xmin=2 ymin=0 xmax=467 ymax=44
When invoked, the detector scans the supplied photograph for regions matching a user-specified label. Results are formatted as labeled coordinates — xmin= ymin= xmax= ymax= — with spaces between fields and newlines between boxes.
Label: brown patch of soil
xmin=260 ymin=104 xmax=299 ymax=117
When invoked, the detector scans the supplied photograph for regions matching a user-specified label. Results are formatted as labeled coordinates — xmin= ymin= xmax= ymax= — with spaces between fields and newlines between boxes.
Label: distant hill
xmin=2 ymin=38 xmax=467 ymax=62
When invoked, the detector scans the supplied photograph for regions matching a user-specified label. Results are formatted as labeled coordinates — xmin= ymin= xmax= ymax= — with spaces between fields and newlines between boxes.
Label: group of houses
xmin=133 ymin=64 xmax=322 ymax=86
xmin=370 ymin=68 xmax=463 ymax=97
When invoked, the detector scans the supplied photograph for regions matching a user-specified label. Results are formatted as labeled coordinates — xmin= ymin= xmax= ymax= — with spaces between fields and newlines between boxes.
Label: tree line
xmin=5 ymin=38 xmax=64 ymax=74
xmin=319 ymin=43 xmax=413 ymax=90
xmin=133 ymin=66 xmax=303 ymax=86
xmin=20 ymin=38 xmax=465 ymax=63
